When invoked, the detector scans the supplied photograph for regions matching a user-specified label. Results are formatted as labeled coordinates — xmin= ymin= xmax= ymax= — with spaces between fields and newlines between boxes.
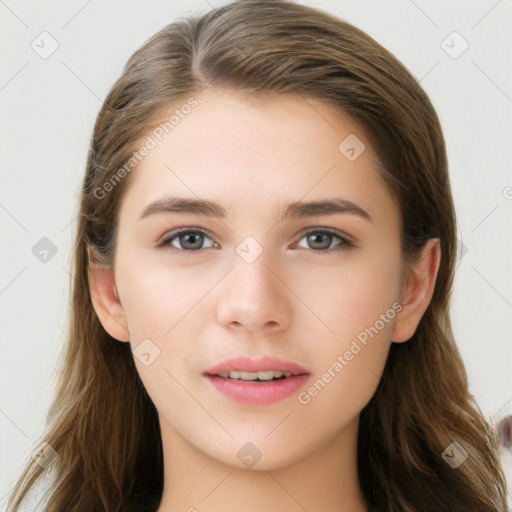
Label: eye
xmin=157 ymin=227 xmax=216 ymax=254
xmin=157 ymin=227 xmax=354 ymax=255
xmin=296 ymin=229 xmax=354 ymax=254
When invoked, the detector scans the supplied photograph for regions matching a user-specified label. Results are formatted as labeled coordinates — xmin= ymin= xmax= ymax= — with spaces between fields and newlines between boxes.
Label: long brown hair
xmin=6 ymin=1 xmax=509 ymax=510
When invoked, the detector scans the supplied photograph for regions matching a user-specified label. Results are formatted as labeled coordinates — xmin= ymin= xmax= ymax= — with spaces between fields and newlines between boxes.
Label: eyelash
xmin=157 ymin=227 xmax=355 ymax=256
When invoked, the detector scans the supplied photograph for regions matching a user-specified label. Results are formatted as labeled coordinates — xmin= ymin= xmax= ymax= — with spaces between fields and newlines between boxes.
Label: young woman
xmin=6 ymin=0 xmax=509 ymax=511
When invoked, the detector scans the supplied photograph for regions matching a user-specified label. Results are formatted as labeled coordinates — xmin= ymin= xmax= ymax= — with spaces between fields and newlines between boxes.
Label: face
xmin=95 ymin=89 xmax=420 ymax=470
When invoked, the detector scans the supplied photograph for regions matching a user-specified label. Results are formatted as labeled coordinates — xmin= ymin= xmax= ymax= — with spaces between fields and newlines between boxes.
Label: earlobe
xmin=390 ymin=238 xmax=441 ymax=343
xmin=87 ymin=250 xmax=130 ymax=342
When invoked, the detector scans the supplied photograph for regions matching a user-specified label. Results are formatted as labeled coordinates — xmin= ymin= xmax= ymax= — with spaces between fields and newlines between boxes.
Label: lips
xmin=204 ymin=356 xmax=309 ymax=377
xmin=203 ymin=356 xmax=310 ymax=404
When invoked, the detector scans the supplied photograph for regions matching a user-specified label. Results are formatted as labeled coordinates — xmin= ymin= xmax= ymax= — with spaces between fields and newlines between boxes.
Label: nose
xmin=215 ymin=249 xmax=292 ymax=334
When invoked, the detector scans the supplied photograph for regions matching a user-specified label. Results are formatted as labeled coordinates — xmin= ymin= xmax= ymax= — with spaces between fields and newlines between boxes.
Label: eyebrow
xmin=139 ymin=196 xmax=373 ymax=223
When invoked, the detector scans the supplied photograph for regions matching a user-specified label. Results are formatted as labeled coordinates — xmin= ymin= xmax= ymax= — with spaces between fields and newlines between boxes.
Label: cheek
xmin=118 ymin=261 xmax=202 ymax=414
xmin=295 ymin=247 xmax=401 ymax=398
xmin=118 ymin=255 xmax=208 ymax=339
xmin=117 ymin=258 xmax=210 ymax=382
xmin=296 ymin=342 xmax=388 ymax=437
xmin=295 ymin=262 xmax=399 ymax=421
xmin=298 ymin=246 xmax=402 ymax=339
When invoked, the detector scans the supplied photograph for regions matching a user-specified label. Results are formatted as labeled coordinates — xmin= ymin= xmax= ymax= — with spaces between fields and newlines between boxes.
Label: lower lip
xmin=204 ymin=374 xmax=310 ymax=405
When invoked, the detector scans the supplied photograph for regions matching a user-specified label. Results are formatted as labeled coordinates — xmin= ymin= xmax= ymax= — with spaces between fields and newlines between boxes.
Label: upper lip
xmin=204 ymin=356 xmax=309 ymax=376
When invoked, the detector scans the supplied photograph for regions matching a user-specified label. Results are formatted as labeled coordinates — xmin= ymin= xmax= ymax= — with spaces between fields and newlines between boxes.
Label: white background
xmin=1 ymin=0 xmax=511 ymax=506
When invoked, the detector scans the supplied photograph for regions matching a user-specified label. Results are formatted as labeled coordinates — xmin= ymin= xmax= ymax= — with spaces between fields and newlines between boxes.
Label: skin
xmin=89 ymin=89 xmax=440 ymax=512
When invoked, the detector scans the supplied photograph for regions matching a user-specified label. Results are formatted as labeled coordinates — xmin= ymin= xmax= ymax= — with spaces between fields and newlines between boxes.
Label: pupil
xmin=182 ymin=233 xmax=202 ymax=249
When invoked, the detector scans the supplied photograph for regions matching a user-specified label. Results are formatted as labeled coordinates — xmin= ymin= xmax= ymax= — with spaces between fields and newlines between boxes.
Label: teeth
xmin=217 ymin=370 xmax=293 ymax=381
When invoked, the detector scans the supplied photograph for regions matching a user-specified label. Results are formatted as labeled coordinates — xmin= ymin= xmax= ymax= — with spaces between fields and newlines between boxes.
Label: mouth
xmin=212 ymin=370 xmax=296 ymax=382
xmin=203 ymin=355 xmax=309 ymax=379
xmin=203 ymin=356 xmax=310 ymax=404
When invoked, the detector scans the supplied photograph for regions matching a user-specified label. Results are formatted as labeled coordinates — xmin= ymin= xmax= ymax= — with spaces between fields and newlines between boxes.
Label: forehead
xmin=118 ymin=89 xmax=395 ymax=225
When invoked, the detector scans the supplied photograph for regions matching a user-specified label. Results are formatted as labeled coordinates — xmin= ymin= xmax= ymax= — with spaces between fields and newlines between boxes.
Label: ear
xmin=391 ymin=238 xmax=441 ymax=343
xmin=87 ymin=249 xmax=130 ymax=342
